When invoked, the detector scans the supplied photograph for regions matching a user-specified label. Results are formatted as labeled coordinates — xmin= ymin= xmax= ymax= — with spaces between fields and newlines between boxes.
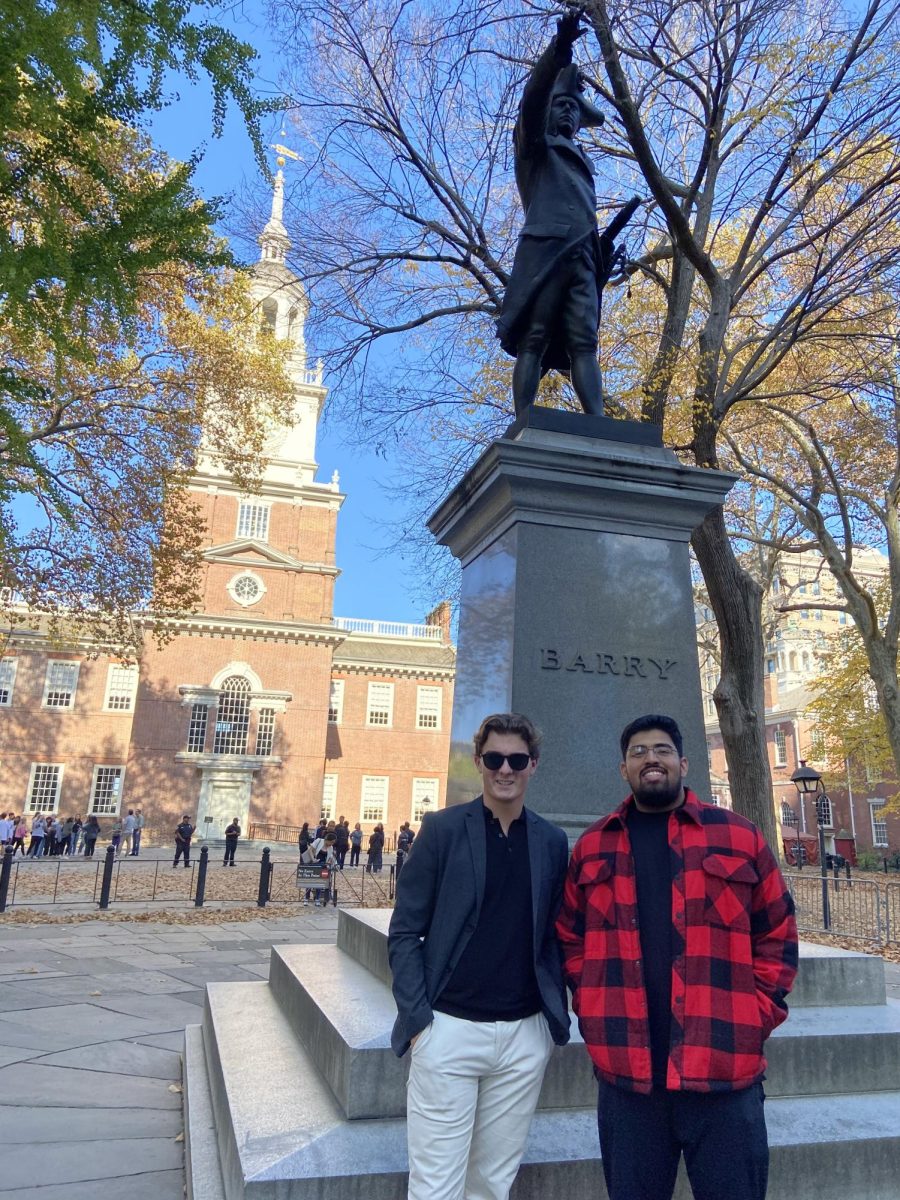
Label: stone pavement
xmin=0 ymin=909 xmax=339 ymax=1200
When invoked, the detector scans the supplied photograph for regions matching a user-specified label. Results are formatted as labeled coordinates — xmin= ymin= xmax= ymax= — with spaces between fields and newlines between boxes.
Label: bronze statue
xmin=496 ymin=9 xmax=640 ymax=418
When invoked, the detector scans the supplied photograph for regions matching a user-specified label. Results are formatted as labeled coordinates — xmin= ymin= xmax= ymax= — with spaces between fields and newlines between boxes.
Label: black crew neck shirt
xmin=435 ymin=803 xmax=542 ymax=1022
xmin=627 ymin=804 xmax=676 ymax=1087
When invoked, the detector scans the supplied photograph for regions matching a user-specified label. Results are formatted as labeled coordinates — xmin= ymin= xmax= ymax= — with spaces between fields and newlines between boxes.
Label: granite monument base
xmin=427 ymin=410 xmax=738 ymax=830
xmin=184 ymin=909 xmax=900 ymax=1200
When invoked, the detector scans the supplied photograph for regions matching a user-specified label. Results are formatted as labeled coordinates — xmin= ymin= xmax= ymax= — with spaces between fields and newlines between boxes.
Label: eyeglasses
xmin=626 ymin=744 xmax=679 ymax=760
xmin=480 ymin=752 xmax=532 ymax=772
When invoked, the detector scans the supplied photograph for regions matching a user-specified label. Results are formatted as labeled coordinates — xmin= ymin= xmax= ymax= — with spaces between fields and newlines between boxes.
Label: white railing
xmin=333 ymin=617 xmax=442 ymax=641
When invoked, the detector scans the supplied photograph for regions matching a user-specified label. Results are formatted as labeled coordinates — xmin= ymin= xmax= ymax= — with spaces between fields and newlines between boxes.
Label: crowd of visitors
xmin=0 ymin=809 xmax=145 ymax=859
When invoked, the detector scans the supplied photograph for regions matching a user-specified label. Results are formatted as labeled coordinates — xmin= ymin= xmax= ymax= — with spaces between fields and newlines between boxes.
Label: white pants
xmin=406 ymin=1009 xmax=554 ymax=1200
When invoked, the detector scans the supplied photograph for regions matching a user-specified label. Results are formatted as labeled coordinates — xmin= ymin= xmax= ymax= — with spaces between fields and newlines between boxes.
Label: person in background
xmin=121 ymin=809 xmax=137 ymax=856
xmin=366 ymin=823 xmax=385 ymax=873
xmin=28 ymin=814 xmax=46 ymax=858
xmin=333 ymin=816 xmax=349 ymax=870
xmin=349 ymin=822 xmax=363 ymax=868
xmin=110 ymin=817 xmax=123 ymax=856
xmin=70 ymin=816 xmax=82 ymax=855
xmin=298 ymin=822 xmax=312 ymax=860
xmin=11 ymin=816 xmax=27 ymax=857
xmin=223 ymin=818 xmax=240 ymax=867
xmin=395 ymin=821 xmax=413 ymax=875
xmin=60 ymin=816 xmax=74 ymax=856
xmin=131 ymin=808 xmax=145 ymax=855
xmin=82 ymin=815 xmax=101 ymax=858
xmin=173 ymin=815 xmax=194 ymax=869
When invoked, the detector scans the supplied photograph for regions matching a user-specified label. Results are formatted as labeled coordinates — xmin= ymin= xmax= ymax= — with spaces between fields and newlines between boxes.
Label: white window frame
xmin=0 ymin=657 xmax=17 ymax=705
xmin=42 ymin=660 xmax=80 ymax=709
xmin=774 ymin=728 xmax=787 ymax=768
xmin=360 ymin=775 xmax=388 ymax=823
xmin=322 ymin=774 xmax=338 ymax=822
xmin=415 ymin=686 xmax=442 ymax=731
xmin=236 ymin=501 xmax=270 ymax=542
xmin=870 ymin=800 xmax=888 ymax=847
xmin=89 ymin=766 xmax=125 ymax=815
xmin=328 ymin=680 xmax=345 ymax=725
xmin=255 ymin=707 xmax=276 ymax=757
xmin=412 ymin=778 xmax=439 ymax=823
xmin=104 ymin=662 xmax=138 ymax=712
xmin=186 ymin=703 xmax=209 ymax=754
xmin=815 ymin=794 xmax=833 ymax=828
xmin=26 ymin=763 xmax=63 ymax=813
xmin=366 ymin=682 xmax=394 ymax=728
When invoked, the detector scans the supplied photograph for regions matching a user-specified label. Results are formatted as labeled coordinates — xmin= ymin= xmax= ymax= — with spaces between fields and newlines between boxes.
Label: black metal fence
xmin=0 ymin=845 xmax=396 ymax=913
xmin=784 ymin=872 xmax=900 ymax=945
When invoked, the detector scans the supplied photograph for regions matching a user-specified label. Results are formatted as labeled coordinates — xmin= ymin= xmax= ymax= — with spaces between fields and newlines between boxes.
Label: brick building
xmin=701 ymin=549 xmax=899 ymax=857
xmin=0 ymin=166 xmax=455 ymax=840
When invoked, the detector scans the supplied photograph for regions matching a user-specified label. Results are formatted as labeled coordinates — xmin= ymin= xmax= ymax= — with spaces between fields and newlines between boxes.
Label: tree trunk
xmin=692 ymin=505 xmax=779 ymax=850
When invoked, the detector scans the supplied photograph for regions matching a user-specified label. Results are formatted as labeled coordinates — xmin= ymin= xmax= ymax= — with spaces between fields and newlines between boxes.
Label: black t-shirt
xmin=435 ymin=803 xmax=542 ymax=1022
xmin=225 ymin=823 xmax=240 ymax=840
xmin=627 ymin=805 xmax=675 ymax=1087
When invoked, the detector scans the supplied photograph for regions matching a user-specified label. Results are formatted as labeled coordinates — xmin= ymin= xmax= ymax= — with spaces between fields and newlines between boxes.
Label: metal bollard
xmin=195 ymin=846 xmax=209 ymax=908
xmin=0 ymin=846 xmax=13 ymax=912
xmin=98 ymin=845 xmax=116 ymax=909
xmin=257 ymin=847 xmax=271 ymax=908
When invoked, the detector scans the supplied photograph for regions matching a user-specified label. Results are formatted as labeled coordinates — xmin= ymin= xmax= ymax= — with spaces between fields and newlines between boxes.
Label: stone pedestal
xmin=428 ymin=409 xmax=737 ymax=831
xmin=184 ymin=910 xmax=900 ymax=1200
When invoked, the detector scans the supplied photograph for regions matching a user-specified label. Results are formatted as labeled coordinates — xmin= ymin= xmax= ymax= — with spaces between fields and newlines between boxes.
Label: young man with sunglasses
xmin=557 ymin=714 xmax=798 ymax=1200
xmin=388 ymin=712 xmax=570 ymax=1200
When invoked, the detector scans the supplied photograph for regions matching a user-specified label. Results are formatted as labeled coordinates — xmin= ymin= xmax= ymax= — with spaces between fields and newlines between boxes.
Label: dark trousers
xmin=131 ymin=829 xmax=142 ymax=855
xmin=174 ymin=842 xmax=191 ymax=868
xmin=597 ymin=1079 xmax=768 ymax=1200
xmin=223 ymin=839 xmax=237 ymax=865
xmin=349 ymin=845 xmax=360 ymax=867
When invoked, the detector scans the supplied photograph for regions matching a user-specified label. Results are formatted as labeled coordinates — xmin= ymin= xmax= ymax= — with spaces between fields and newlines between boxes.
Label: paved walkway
xmin=0 ymin=910 xmax=339 ymax=1200
xmin=0 ymin=907 xmax=896 ymax=1200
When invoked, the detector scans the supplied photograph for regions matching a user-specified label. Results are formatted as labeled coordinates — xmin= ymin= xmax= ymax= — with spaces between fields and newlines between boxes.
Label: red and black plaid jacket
xmin=556 ymin=789 xmax=798 ymax=1094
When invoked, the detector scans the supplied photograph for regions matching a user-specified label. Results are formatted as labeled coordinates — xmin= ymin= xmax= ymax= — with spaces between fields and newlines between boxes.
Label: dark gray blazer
xmin=387 ymin=797 xmax=571 ymax=1057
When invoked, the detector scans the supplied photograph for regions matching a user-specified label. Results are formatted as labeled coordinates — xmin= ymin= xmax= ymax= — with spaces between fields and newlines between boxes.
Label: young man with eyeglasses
xmin=557 ymin=714 xmax=798 ymax=1200
xmin=388 ymin=712 xmax=570 ymax=1200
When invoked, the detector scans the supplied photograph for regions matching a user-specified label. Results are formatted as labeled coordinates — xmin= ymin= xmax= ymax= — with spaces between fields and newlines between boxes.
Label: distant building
xmin=700 ymin=548 xmax=898 ymax=856
xmin=0 ymin=166 xmax=455 ymax=840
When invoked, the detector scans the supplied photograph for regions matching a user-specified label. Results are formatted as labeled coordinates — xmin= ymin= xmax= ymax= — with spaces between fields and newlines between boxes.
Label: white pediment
xmin=203 ymin=540 xmax=306 ymax=570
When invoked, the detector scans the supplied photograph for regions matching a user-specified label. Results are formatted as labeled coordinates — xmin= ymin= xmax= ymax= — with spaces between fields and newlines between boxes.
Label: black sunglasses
xmin=480 ymin=752 xmax=532 ymax=772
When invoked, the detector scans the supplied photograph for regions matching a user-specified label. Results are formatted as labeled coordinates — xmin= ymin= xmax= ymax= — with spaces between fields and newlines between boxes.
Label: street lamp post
xmin=790 ymin=761 xmax=831 ymax=931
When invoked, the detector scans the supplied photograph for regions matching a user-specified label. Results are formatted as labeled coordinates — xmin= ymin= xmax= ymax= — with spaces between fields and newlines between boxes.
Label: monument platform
xmin=184 ymin=910 xmax=900 ymax=1200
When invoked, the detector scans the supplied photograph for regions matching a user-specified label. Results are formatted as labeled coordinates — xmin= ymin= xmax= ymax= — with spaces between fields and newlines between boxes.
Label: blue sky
xmin=149 ymin=2 xmax=441 ymax=625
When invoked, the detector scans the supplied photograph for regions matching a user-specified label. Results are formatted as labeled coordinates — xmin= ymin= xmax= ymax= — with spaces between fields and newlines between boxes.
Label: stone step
xmin=267 ymin=941 xmax=900 ymax=1117
xmin=184 ymin=1023 xmax=226 ymax=1200
xmin=334 ymin=909 xmax=888 ymax=1009
xmin=190 ymin=986 xmax=900 ymax=1200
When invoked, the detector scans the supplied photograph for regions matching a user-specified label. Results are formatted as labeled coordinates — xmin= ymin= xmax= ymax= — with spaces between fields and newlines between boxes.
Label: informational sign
xmin=296 ymin=865 xmax=331 ymax=889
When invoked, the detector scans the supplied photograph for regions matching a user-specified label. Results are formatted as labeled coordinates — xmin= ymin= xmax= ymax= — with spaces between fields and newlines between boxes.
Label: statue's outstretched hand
xmin=556 ymin=7 xmax=587 ymax=49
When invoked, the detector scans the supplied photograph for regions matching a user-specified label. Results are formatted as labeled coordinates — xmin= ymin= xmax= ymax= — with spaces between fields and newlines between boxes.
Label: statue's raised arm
xmin=496 ymin=9 xmax=640 ymax=419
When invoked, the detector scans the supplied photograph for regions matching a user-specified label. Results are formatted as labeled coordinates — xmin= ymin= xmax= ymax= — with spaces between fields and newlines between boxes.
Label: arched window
xmin=781 ymin=801 xmax=796 ymax=826
xmin=213 ymin=676 xmax=251 ymax=755
xmin=261 ymin=299 xmax=277 ymax=332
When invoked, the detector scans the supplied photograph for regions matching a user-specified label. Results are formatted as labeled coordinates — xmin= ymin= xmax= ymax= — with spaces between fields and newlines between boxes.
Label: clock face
xmin=263 ymin=424 xmax=289 ymax=456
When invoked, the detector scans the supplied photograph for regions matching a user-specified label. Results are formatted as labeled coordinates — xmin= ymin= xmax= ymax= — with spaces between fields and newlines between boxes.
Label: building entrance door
xmin=196 ymin=771 xmax=252 ymax=843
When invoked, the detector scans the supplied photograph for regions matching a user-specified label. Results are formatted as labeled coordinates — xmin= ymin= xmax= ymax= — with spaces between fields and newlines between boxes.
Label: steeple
xmin=259 ymin=144 xmax=298 ymax=264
